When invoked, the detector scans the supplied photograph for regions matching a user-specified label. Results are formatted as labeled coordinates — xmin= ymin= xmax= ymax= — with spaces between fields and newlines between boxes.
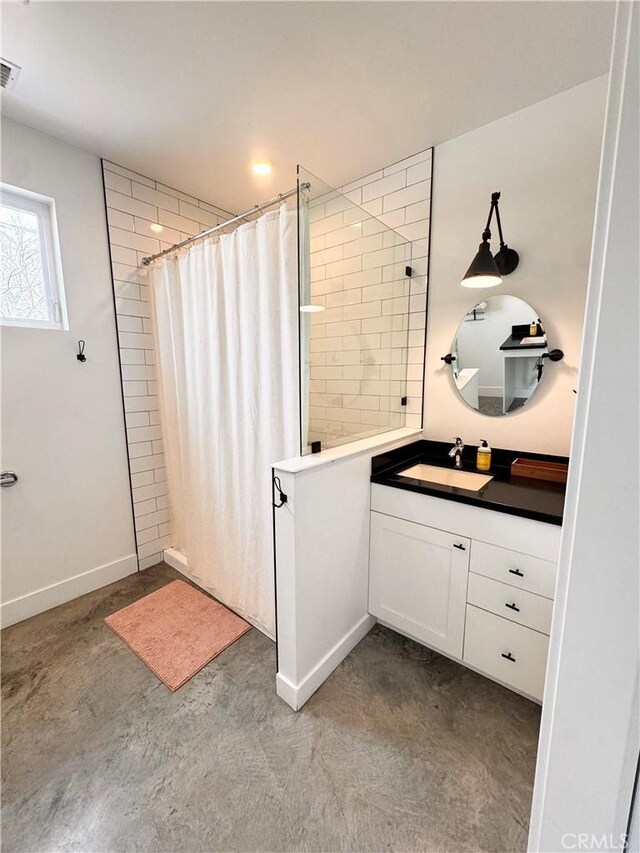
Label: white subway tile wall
xmin=306 ymin=148 xmax=432 ymax=448
xmin=102 ymin=161 xmax=233 ymax=569
xmin=105 ymin=151 xmax=430 ymax=558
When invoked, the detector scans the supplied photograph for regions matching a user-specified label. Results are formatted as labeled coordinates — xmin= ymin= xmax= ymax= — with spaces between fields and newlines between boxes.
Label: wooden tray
xmin=511 ymin=458 xmax=568 ymax=483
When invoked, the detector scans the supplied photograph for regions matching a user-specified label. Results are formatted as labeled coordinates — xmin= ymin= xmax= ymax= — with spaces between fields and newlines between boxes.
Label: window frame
xmin=0 ymin=183 xmax=68 ymax=331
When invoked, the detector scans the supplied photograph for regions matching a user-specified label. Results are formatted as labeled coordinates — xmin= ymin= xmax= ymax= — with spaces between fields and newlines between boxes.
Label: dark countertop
xmin=371 ymin=440 xmax=568 ymax=525
xmin=499 ymin=334 xmax=548 ymax=351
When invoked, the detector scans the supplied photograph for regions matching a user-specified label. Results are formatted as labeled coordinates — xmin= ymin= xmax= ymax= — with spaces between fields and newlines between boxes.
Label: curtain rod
xmin=141 ymin=183 xmax=309 ymax=266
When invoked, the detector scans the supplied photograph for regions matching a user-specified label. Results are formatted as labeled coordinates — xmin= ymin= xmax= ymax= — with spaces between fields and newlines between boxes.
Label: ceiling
xmin=1 ymin=1 xmax=614 ymax=213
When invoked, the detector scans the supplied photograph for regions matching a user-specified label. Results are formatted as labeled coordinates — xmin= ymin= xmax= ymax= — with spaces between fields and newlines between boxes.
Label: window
xmin=0 ymin=184 xmax=67 ymax=329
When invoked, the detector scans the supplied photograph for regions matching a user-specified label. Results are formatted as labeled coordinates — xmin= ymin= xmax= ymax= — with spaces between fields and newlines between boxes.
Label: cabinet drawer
xmin=467 ymin=572 xmax=553 ymax=635
xmin=463 ymin=605 xmax=549 ymax=701
xmin=470 ymin=540 xmax=556 ymax=599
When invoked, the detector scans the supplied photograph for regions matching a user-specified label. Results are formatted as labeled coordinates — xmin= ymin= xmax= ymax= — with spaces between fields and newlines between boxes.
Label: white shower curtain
xmin=149 ymin=203 xmax=299 ymax=637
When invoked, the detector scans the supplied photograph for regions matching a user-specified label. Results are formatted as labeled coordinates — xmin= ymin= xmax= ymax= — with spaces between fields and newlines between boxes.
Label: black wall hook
xmin=272 ymin=474 xmax=288 ymax=509
xmin=76 ymin=340 xmax=87 ymax=362
xmin=441 ymin=353 xmax=456 ymax=365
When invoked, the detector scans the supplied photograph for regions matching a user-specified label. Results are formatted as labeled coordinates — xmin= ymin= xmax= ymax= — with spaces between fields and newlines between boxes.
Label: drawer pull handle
xmin=505 ymin=602 xmax=520 ymax=612
xmin=453 ymin=543 xmax=466 ymax=551
xmin=501 ymin=652 xmax=516 ymax=663
xmin=508 ymin=568 xmax=524 ymax=577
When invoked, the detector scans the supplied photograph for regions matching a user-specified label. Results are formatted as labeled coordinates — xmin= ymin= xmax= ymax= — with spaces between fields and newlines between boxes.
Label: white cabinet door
xmin=369 ymin=512 xmax=470 ymax=659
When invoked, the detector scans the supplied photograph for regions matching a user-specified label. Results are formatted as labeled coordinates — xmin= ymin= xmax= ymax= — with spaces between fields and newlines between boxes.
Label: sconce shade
xmin=461 ymin=240 xmax=503 ymax=288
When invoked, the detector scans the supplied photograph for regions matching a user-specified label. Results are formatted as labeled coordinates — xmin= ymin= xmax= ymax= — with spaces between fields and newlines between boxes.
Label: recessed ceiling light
xmin=150 ymin=223 xmax=163 ymax=233
xmin=252 ymin=161 xmax=272 ymax=176
xmin=300 ymin=304 xmax=325 ymax=313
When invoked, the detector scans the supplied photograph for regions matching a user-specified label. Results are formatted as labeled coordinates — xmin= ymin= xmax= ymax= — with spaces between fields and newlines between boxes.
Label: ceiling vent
xmin=0 ymin=59 xmax=21 ymax=90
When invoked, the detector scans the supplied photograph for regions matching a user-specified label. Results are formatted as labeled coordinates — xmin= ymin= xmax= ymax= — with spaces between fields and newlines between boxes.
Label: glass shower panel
xmin=298 ymin=165 xmax=412 ymax=455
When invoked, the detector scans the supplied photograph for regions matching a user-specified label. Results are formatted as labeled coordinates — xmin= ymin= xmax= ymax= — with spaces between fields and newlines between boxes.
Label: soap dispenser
xmin=476 ymin=440 xmax=492 ymax=472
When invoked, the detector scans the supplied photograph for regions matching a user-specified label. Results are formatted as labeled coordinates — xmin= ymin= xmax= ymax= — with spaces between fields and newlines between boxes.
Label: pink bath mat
xmin=104 ymin=579 xmax=251 ymax=691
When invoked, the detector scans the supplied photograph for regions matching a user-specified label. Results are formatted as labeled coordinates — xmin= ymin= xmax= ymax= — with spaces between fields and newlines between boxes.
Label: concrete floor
xmin=1 ymin=563 xmax=541 ymax=853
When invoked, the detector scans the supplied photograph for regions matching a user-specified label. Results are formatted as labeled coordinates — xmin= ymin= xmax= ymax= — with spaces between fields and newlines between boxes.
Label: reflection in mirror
xmin=451 ymin=295 xmax=548 ymax=416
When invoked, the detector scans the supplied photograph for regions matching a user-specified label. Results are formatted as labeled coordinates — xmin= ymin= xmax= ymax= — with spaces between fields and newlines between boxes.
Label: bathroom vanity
xmin=368 ymin=440 xmax=568 ymax=702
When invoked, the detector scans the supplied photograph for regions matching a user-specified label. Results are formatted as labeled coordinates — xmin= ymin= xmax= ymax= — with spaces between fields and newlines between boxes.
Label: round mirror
xmin=450 ymin=295 xmax=548 ymax=416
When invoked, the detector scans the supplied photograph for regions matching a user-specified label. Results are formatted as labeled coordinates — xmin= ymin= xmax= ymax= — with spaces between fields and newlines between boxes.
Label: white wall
xmin=102 ymin=162 xmax=233 ymax=568
xmin=424 ymin=77 xmax=608 ymax=455
xmin=529 ymin=4 xmax=639 ymax=848
xmin=1 ymin=120 xmax=137 ymax=625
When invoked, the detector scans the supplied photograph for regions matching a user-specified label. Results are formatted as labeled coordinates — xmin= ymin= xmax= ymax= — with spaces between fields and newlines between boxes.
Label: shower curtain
xmin=149 ymin=203 xmax=299 ymax=637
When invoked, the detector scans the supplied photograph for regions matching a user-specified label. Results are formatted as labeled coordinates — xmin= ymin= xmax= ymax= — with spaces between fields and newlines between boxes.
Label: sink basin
xmin=398 ymin=463 xmax=493 ymax=491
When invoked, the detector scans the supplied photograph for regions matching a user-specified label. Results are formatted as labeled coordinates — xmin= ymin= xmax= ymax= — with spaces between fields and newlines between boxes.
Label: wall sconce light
xmin=461 ymin=191 xmax=519 ymax=288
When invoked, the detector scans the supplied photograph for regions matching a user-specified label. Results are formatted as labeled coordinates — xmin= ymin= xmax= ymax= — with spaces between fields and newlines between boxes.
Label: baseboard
xmin=1 ymin=554 xmax=138 ymax=629
xmin=275 ymin=672 xmax=299 ymax=709
xmin=276 ymin=613 xmax=375 ymax=711
xmin=163 ymin=547 xmax=188 ymax=573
